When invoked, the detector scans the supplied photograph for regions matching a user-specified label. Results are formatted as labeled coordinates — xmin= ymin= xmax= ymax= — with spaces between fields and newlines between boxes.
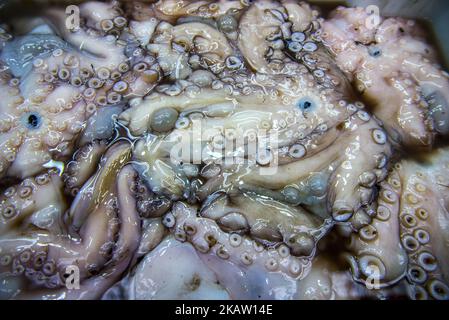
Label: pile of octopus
xmin=0 ymin=0 xmax=448 ymax=300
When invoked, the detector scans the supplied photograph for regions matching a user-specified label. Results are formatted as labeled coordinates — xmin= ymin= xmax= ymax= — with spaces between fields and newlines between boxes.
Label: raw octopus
xmin=0 ymin=0 xmax=448 ymax=300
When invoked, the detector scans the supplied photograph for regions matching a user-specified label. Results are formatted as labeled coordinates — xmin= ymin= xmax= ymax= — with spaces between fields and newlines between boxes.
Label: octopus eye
xmin=368 ymin=46 xmax=382 ymax=57
xmin=297 ymin=98 xmax=315 ymax=111
xmin=22 ymin=112 xmax=42 ymax=130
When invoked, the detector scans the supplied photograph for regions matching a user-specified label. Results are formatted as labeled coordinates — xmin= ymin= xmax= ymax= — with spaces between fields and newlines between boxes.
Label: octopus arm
xmin=237 ymin=0 xmax=285 ymax=74
xmin=201 ymin=192 xmax=323 ymax=256
xmin=78 ymin=1 xmax=118 ymax=30
xmin=63 ymin=141 xmax=108 ymax=196
xmin=0 ymin=172 xmax=66 ymax=235
xmin=133 ymin=137 xmax=189 ymax=200
xmin=171 ymin=22 xmax=233 ymax=68
xmin=322 ymin=7 xmax=449 ymax=147
xmin=281 ymin=0 xmax=315 ymax=32
xmin=346 ymin=169 xmax=408 ymax=288
xmin=330 ymin=116 xmax=391 ymax=222
xmin=164 ymin=202 xmax=315 ymax=299
xmin=394 ymin=150 xmax=449 ymax=299
xmin=153 ymin=0 xmax=210 ymax=21
xmin=242 ymin=115 xmax=391 ymax=223
xmin=57 ymin=164 xmax=140 ymax=300
xmin=0 ymin=147 xmax=139 ymax=299
xmin=357 ymin=69 xmax=433 ymax=146
xmin=67 ymin=142 xmax=131 ymax=233
xmin=136 ymin=218 xmax=166 ymax=258
xmin=43 ymin=8 xmax=126 ymax=69
xmin=153 ymin=0 xmax=244 ymax=22
xmin=119 ymin=88 xmax=235 ymax=135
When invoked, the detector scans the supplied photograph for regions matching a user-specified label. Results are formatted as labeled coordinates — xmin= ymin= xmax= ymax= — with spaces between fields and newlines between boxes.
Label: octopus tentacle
xmin=2 ymin=0 xmax=449 ymax=301
xmin=66 ymin=142 xmax=131 ymax=233
xmin=163 ymin=201 xmax=313 ymax=299
xmin=200 ymin=191 xmax=328 ymax=256
xmin=136 ymin=217 xmax=166 ymax=259
xmin=63 ymin=141 xmax=107 ymax=196
xmin=242 ymin=114 xmax=392 ymax=222
xmin=0 ymin=171 xmax=66 ymax=235
xmin=394 ymin=150 xmax=449 ymax=299
xmin=171 ymin=22 xmax=234 ymax=70
xmin=60 ymin=163 xmax=141 ymax=300
xmin=345 ymin=168 xmax=408 ymax=288
xmin=133 ymin=136 xmax=190 ymax=201
xmin=44 ymin=7 xmax=127 ymax=69
xmin=0 ymin=141 xmax=140 ymax=299
xmin=344 ymin=147 xmax=449 ymax=299
xmin=0 ymin=7 xmax=161 ymax=180
xmin=153 ymin=0 xmax=244 ymax=22
xmin=322 ymin=7 xmax=449 ymax=148
xmin=148 ymin=18 xmax=234 ymax=78
xmin=237 ymin=0 xmax=287 ymax=74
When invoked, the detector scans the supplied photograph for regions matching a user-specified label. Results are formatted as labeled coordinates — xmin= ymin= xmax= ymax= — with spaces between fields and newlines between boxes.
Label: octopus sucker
xmin=1 ymin=0 xmax=449 ymax=300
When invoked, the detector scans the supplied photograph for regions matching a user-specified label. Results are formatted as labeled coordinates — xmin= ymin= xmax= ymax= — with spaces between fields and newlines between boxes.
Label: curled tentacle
xmin=66 ymin=142 xmax=131 ymax=233
xmin=0 ymin=142 xmax=140 ymax=299
xmin=63 ymin=141 xmax=107 ymax=196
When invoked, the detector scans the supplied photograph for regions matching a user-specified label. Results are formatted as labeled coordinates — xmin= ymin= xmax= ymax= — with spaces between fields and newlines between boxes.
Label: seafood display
xmin=0 ymin=0 xmax=449 ymax=300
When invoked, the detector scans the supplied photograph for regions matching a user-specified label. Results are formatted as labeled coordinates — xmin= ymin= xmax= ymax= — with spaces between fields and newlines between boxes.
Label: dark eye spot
xmin=297 ymin=98 xmax=315 ymax=111
xmin=28 ymin=114 xmax=38 ymax=127
xmin=368 ymin=46 xmax=382 ymax=57
xmin=22 ymin=112 xmax=42 ymax=130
